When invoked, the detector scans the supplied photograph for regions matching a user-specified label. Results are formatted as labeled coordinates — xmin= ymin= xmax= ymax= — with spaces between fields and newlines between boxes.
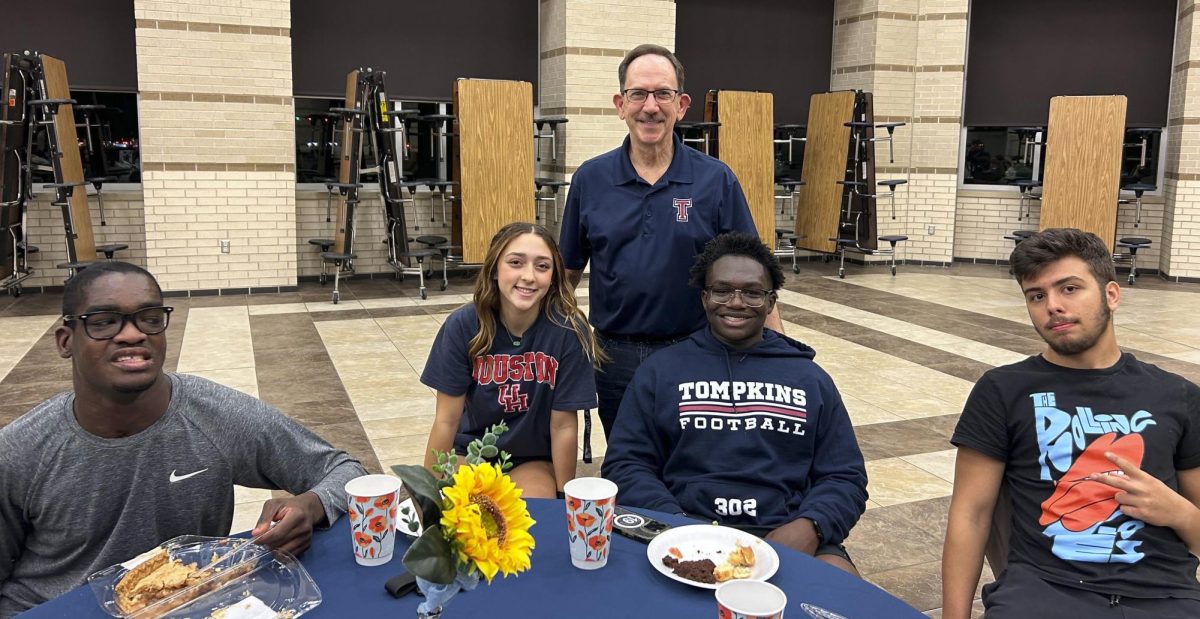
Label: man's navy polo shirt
xmin=559 ymin=135 xmax=756 ymax=338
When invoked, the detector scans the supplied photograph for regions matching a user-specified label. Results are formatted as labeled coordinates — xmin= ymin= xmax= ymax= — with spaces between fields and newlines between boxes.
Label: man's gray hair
xmin=618 ymin=44 xmax=685 ymax=92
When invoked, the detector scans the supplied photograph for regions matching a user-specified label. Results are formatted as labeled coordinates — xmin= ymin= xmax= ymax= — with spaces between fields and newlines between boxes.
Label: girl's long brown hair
xmin=467 ymin=222 xmax=606 ymax=369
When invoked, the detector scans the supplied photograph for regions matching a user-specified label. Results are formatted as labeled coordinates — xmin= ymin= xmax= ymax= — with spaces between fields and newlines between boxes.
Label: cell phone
xmin=612 ymin=506 xmax=672 ymax=544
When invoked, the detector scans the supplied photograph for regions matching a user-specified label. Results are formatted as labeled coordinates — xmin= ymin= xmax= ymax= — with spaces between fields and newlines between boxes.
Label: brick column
xmin=134 ymin=0 xmax=296 ymax=293
xmin=831 ymin=0 xmax=967 ymax=265
xmin=539 ymin=0 xmax=676 ymax=238
xmin=1162 ymin=1 xmax=1200 ymax=281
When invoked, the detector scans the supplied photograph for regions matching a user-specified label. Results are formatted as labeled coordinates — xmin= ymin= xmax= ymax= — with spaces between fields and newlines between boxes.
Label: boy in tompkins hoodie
xmin=602 ymin=232 xmax=868 ymax=575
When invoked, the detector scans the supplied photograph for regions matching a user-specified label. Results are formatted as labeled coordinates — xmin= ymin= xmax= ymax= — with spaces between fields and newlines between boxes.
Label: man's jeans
xmin=594 ymin=333 xmax=683 ymax=440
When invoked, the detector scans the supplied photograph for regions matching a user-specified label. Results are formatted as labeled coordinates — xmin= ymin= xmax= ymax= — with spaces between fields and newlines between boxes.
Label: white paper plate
xmin=397 ymin=497 xmax=424 ymax=538
xmin=645 ymin=524 xmax=779 ymax=590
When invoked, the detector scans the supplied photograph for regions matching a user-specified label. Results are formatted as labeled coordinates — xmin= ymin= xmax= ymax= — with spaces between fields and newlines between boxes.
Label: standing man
xmin=559 ymin=43 xmax=782 ymax=442
xmin=942 ymin=228 xmax=1200 ymax=618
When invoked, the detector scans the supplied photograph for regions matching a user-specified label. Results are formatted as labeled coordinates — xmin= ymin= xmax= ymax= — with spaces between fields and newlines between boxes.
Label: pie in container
xmin=113 ymin=549 xmax=253 ymax=617
xmin=113 ymin=549 xmax=206 ymax=615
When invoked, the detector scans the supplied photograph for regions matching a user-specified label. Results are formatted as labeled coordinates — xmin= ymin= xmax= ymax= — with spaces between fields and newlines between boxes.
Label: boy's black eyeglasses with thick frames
xmin=704 ymin=287 xmax=773 ymax=308
xmin=62 ymin=306 xmax=175 ymax=340
xmin=622 ymin=88 xmax=681 ymax=104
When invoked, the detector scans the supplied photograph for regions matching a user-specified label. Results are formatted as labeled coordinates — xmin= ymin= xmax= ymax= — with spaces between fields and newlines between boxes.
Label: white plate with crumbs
xmin=646 ymin=524 xmax=779 ymax=590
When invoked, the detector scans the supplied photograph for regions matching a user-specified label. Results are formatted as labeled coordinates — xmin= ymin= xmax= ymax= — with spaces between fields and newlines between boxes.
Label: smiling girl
xmin=420 ymin=223 xmax=602 ymax=497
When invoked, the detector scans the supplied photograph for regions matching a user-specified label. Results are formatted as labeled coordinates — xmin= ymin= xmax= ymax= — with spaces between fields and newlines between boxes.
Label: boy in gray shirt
xmin=0 ymin=262 xmax=367 ymax=617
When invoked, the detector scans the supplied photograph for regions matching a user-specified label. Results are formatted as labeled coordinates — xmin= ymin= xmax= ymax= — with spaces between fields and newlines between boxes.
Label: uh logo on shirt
xmin=1032 ymin=391 xmax=1157 ymax=564
xmin=473 ymin=352 xmax=560 ymax=414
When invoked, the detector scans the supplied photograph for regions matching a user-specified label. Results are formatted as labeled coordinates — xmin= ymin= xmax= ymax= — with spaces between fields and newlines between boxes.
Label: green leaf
xmin=482 ymin=433 xmax=497 ymax=446
xmin=390 ymin=465 xmax=443 ymax=524
xmin=480 ymin=444 xmax=498 ymax=459
xmin=403 ymin=527 xmax=457 ymax=584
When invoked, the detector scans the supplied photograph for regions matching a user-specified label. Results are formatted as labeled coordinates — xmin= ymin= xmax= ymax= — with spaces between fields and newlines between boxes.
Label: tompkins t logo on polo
xmin=672 ymin=198 xmax=693 ymax=222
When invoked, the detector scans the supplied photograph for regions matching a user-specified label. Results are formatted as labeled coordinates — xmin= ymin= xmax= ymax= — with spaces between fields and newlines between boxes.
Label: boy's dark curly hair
xmin=688 ymin=232 xmax=786 ymax=291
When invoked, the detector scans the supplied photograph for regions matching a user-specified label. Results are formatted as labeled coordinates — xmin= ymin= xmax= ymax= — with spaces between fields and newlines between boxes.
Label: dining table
xmin=19 ymin=498 xmax=925 ymax=618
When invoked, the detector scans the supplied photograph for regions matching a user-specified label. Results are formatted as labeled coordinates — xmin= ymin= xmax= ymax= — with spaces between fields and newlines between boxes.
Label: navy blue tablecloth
xmin=20 ymin=499 xmax=923 ymax=618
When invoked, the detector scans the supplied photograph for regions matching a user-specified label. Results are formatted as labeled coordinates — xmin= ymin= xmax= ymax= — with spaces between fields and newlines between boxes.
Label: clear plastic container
xmin=87 ymin=535 xmax=322 ymax=619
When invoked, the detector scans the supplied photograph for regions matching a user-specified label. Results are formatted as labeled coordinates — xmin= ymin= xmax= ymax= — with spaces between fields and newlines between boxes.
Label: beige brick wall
xmin=954 ymin=192 xmax=1165 ymax=268
xmin=538 ymin=0 xmax=676 ymax=242
xmin=22 ymin=191 xmax=148 ymax=289
xmin=1162 ymin=3 xmax=1200 ymax=278
xmin=140 ymin=171 xmax=294 ymax=289
xmin=830 ymin=0 xmax=966 ymax=264
xmin=135 ymin=0 xmax=296 ymax=292
xmin=294 ymin=189 xmax=456 ymax=279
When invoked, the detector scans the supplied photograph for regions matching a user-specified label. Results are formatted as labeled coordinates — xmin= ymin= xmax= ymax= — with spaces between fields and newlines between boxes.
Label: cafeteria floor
xmin=5 ymin=261 xmax=1200 ymax=617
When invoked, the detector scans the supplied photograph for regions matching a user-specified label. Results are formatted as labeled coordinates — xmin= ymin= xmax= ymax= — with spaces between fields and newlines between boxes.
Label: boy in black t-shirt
xmin=943 ymin=228 xmax=1200 ymax=619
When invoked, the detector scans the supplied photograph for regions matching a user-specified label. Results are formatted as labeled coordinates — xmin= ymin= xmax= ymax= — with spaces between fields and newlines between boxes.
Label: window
xmin=295 ymin=97 xmax=452 ymax=184
xmin=29 ymin=91 xmax=139 ymax=184
xmin=962 ymin=127 xmax=1040 ymax=186
xmin=961 ymin=1 xmax=1174 ymax=191
xmin=962 ymin=126 xmax=1162 ymax=190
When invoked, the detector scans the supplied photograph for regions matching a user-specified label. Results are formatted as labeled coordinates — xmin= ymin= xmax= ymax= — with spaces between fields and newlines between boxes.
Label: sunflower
xmin=440 ymin=463 xmax=536 ymax=583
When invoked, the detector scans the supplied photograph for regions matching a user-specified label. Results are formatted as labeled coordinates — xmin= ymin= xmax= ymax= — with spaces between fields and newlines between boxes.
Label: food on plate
xmin=661 ymin=555 xmax=717 ymax=584
xmin=728 ymin=541 xmax=756 ymax=567
xmin=115 ymin=549 xmax=208 ymax=614
xmin=663 ymin=540 xmax=757 ymax=584
xmin=714 ymin=540 xmax=756 ymax=582
xmin=114 ymin=548 xmax=254 ymax=617
xmin=714 ymin=562 xmax=753 ymax=582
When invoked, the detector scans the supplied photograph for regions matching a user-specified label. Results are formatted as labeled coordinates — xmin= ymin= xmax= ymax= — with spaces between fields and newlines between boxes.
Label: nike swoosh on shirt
xmin=169 ymin=468 xmax=209 ymax=483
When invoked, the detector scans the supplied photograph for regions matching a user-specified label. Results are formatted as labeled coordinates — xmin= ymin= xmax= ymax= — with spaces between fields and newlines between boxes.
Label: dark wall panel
xmin=0 ymin=0 xmax=137 ymax=91
xmin=965 ymin=0 xmax=1175 ymax=127
xmin=292 ymin=1 xmax=538 ymax=100
xmin=676 ymin=0 xmax=833 ymax=123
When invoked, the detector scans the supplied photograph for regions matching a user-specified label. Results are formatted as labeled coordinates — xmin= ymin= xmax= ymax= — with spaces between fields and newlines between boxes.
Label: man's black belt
xmin=596 ymin=331 xmax=688 ymax=344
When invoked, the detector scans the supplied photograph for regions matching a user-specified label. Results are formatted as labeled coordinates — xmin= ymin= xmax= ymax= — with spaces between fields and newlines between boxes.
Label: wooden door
xmin=1040 ymin=95 xmax=1127 ymax=250
xmin=711 ymin=91 xmax=774 ymax=243
xmin=796 ymin=91 xmax=856 ymax=254
xmin=453 ymin=79 xmax=534 ymax=264
xmin=41 ymin=55 xmax=96 ymax=263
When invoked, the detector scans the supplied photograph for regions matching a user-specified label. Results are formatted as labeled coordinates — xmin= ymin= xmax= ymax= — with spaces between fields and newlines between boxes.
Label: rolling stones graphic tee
xmin=953 ymin=353 xmax=1200 ymax=599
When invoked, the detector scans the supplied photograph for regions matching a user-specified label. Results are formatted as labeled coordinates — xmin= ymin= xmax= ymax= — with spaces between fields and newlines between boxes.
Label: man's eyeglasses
xmin=63 ymin=306 xmax=174 ymax=340
xmin=622 ymin=88 xmax=681 ymax=104
xmin=704 ymin=287 xmax=772 ymax=308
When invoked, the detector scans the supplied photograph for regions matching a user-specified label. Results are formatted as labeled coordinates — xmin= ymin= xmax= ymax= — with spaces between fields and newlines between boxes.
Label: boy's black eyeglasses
xmin=704 ymin=287 xmax=772 ymax=307
xmin=63 ymin=306 xmax=175 ymax=340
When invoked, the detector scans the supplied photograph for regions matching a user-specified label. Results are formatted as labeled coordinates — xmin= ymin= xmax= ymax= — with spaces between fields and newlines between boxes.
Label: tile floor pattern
xmin=3 ymin=261 xmax=1200 ymax=617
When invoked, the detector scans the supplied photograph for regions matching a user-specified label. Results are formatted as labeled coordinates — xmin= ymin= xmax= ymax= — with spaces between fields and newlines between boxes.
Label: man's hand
xmin=1087 ymin=452 xmax=1200 ymax=530
xmin=251 ymin=492 xmax=326 ymax=555
xmin=765 ymin=517 xmax=820 ymax=555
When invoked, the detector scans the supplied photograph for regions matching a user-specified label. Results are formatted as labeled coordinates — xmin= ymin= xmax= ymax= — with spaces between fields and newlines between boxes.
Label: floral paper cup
xmin=563 ymin=477 xmax=617 ymax=570
xmin=716 ymin=580 xmax=787 ymax=619
xmin=345 ymin=474 xmax=402 ymax=566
